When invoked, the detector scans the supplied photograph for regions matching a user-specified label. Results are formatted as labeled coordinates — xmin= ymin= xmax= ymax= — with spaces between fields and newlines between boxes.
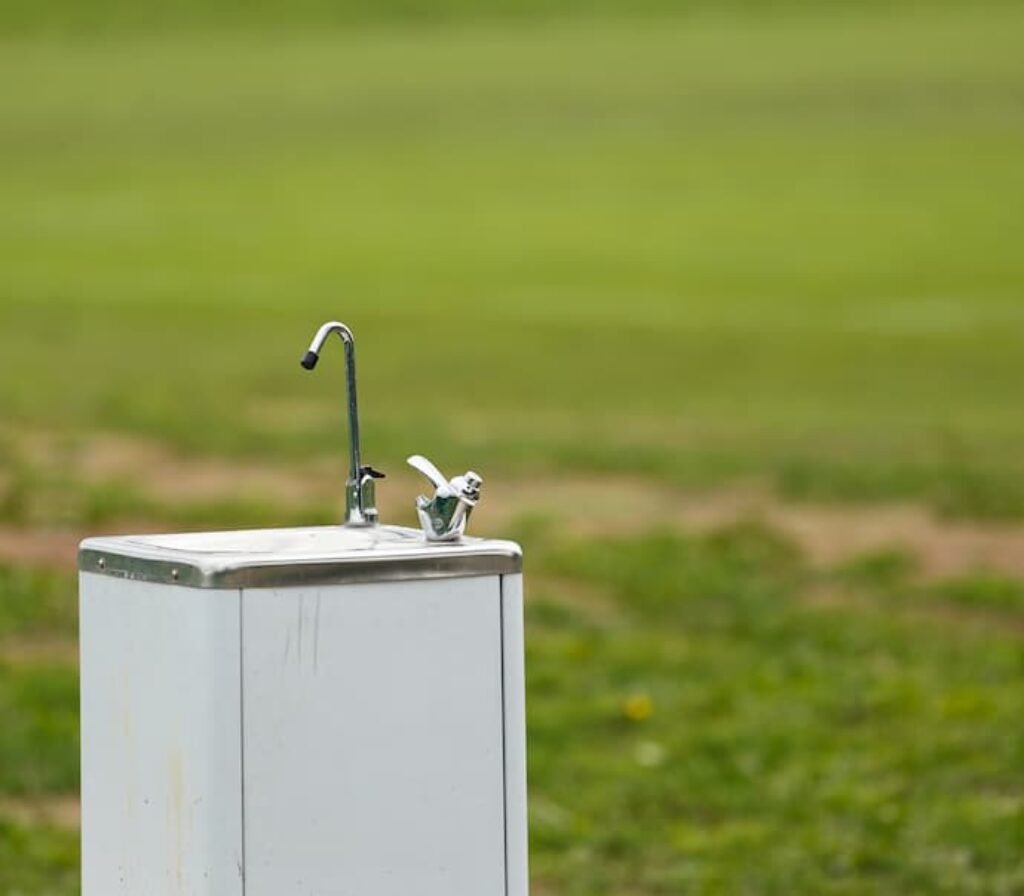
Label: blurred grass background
xmin=1 ymin=0 xmax=1023 ymax=892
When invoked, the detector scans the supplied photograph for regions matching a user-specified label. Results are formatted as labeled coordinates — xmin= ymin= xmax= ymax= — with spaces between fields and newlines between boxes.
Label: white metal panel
xmin=501 ymin=573 xmax=530 ymax=896
xmin=242 ymin=575 xmax=506 ymax=896
xmin=79 ymin=573 xmax=243 ymax=896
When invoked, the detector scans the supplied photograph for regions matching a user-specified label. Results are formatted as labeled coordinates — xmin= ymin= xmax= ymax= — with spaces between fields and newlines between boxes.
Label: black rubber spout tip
xmin=300 ymin=350 xmax=319 ymax=370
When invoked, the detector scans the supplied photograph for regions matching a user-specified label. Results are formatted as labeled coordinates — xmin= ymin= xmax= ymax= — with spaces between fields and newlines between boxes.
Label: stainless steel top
xmin=79 ymin=525 xmax=522 ymax=589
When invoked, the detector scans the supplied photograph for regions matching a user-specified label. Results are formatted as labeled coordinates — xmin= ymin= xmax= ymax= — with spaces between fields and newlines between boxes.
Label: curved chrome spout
xmin=301 ymin=321 xmax=383 ymax=527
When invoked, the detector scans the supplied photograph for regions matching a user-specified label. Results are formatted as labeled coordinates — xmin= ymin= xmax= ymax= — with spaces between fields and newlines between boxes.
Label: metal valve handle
xmin=407 ymin=455 xmax=452 ymax=494
xmin=407 ymin=455 xmax=483 ymax=542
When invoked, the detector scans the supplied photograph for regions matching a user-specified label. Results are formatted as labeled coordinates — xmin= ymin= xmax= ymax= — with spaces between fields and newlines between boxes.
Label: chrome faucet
xmin=407 ymin=455 xmax=482 ymax=542
xmin=300 ymin=321 xmax=384 ymax=527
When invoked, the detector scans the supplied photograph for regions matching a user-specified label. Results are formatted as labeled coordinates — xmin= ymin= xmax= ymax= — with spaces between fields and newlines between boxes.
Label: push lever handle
xmin=407 ymin=454 xmax=450 ymax=493
xmin=406 ymin=455 xmax=482 ymax=542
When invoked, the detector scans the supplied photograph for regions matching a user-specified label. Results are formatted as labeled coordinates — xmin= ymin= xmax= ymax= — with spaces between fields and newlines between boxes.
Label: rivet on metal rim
xmin=171 ymin=568 xmax=180 ymax=581
xmin=97 ymin=557 xmax=106 ymax=569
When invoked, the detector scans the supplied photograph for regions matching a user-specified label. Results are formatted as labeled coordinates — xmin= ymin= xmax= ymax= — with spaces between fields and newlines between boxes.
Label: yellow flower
xmin=623 ymin=692 xmax=654 ymax=722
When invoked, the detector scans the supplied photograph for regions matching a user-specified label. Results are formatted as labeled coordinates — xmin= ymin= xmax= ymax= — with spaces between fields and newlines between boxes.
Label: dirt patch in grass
xmin=16 ymin=430 xmax=332 ymax=507
xmin=478 ymin=477 xmax=1024 ymax=581
xmin=0 ymin=795 xmax=79 ymax=831
xmin=802 ymin=582 xmax=1024 ymax=638
xmin=0 ymin=637 xmax=78 ymax=665
xmin=895 ymin=598 xmax=1024 ymax=637
xmin=749 ymin=500 xmax=1024 ymax=580
xmin=0 ymin=530 xmax=81 ymax=572
xmin=531 ymin=575 xmax=623 ymax=627
xmin=4 ymin=430 xmax=1024 ymax=581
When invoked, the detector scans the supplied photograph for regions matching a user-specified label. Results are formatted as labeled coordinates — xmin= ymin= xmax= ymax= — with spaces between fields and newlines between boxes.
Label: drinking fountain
xmin=78 ymin=320 xmax=528 ymax=896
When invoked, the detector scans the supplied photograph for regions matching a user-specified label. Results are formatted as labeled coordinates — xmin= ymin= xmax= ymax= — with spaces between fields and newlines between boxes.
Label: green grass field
xmin=1 ymin=2 xmax=1023 ymax=892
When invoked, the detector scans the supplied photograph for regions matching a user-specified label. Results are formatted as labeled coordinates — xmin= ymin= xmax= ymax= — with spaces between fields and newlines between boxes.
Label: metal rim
xmin=79 ymin=529 xmax=522 ymax=590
